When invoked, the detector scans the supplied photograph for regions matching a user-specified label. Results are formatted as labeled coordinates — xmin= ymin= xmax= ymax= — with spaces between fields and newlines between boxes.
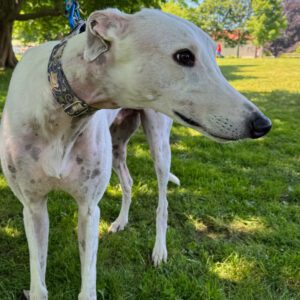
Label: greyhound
xmin=0 ymin=8 xmax=271 ymax=300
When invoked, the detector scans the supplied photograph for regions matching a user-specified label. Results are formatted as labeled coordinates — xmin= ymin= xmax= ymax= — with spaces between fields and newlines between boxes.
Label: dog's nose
xmin=250 ymin=114 xmax=272 ymax=139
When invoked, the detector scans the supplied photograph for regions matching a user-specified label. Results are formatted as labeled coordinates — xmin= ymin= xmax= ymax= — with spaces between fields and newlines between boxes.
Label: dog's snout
xmin=250 ymin=114 xmax=272 ymax=139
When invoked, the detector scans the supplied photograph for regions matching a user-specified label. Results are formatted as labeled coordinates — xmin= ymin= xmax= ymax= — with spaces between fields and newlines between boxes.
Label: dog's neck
xmin=61 ymin=33 xmax=119 ymax=110
xmin=36 ymin=33 xmax=120 ymax=144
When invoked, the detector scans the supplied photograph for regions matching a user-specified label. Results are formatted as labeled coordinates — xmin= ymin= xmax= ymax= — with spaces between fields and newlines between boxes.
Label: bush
xmin=263 ymin=49 xmax=273 ymax=57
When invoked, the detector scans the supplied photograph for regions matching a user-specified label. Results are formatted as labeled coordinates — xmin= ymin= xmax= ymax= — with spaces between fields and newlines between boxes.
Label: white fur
xmin=0 ymin=8 xmax=269 ymax=299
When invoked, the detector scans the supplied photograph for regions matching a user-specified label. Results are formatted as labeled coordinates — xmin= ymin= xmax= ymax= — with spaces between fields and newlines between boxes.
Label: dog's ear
xmin=84 ymin=9 xmax=130 ymax=62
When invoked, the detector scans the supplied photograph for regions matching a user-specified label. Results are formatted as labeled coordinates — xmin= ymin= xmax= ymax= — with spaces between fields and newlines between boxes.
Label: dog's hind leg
xmin=108 ymin=109 xmax=140 ymax=233
xmin=141 ymin=109 xmax=173 ymax=266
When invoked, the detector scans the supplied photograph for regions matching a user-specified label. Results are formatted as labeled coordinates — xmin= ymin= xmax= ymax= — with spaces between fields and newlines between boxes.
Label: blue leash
xmin=65 ymin=0 xmax=82 ymax=29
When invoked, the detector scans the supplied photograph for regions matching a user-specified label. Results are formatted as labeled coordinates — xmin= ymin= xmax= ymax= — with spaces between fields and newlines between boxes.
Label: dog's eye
xmin=173 ymin=49 xmax=195 ymax=67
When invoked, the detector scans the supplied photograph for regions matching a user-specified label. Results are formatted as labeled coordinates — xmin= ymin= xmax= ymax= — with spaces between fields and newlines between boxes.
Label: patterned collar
xmin=47 ymin=38 xmax=97 ymax=118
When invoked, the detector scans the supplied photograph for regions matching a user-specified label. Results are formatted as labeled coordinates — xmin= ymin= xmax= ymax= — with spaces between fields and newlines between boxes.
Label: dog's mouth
xmin=173 ymin=110 xmax=201 ymax=127
xmin=173 ymin=110 xmax=237 ymax=142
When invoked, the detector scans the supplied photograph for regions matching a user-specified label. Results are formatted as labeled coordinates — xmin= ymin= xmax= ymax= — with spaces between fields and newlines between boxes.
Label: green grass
xmin=0 ymin=58 xmax=300 ymax=299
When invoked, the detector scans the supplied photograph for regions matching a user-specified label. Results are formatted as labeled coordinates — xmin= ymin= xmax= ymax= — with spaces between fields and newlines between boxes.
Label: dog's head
xmin=84 ymin=9 xmax=271 ymax=141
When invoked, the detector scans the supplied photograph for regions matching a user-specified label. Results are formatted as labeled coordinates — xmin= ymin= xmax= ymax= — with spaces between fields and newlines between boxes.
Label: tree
xmin=222 ymin=0 xmax=252 ymax=57
xmin=1 ymin=0 xmax=166 ymax=69
xmin=161 ymin=1 xmax=199 ymax=25
xmin=0 ymin=0 xmax=63 ymax=69
xmin=196 ymin=0 xmax=251 ymax=57
xmin=268 ymin=0 xmax=300 ymax=56
xmin=247 ymin=0 xmax=287 ymax=57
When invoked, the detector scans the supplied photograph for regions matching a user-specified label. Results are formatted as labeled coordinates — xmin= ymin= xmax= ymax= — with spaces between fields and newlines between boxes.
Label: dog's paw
xmin=152 ymin=243 xmax=168 ymax=266
xmin=108 ymin=218 xmax=128 ymax=233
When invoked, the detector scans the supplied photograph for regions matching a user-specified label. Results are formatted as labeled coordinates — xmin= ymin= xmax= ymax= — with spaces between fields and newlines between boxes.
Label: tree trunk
xmin=0 ymin=0 xmax=61 ymax=69
xmin=0 ymin=20 xmax=18 ymax=69
xmin=0 ymin=0 xmax=24 ymax=68
xmin=236 ymin=43 xmax=240 ymax=58
xmin=254 ymin=46 xmax=258 ymax=58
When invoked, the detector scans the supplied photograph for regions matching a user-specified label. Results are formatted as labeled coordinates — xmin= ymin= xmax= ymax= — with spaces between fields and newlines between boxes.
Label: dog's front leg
xmin=22 ymin=197 xmax=49 ymax=300
xmin=141 ymin=110 xmax=173 ymax=266
xmin=77 ymin=203 xmax=100 ymax=300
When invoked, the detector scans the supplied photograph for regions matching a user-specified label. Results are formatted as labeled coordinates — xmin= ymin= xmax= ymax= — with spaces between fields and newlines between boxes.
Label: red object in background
xmin=216 ymin=42 xmax=222 ymax=58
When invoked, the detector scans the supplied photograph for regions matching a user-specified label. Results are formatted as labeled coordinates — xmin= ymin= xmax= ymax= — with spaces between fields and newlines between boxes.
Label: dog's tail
xmin=169 ymin=173 xmax=180 ymax=186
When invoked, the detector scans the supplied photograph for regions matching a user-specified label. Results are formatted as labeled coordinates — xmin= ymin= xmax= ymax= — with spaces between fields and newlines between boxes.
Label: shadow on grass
xmin=219 ymin=64 xmax=257 ymax=81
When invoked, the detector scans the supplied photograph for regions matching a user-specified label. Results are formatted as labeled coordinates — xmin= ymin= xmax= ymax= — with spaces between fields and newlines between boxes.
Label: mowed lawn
xmin=0 ymin=58 xmax=299 ymax=300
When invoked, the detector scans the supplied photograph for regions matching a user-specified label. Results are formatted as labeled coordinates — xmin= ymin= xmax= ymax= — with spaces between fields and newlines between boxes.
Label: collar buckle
xmin=64 ymin=100 xmax=90 ymax=117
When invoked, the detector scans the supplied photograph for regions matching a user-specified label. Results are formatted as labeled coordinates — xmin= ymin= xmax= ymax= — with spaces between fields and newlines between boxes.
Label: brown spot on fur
xmin=91 ymin=169 xmax=100 ymax=179
xmin=80 ymin=240 xmax=86 ymax=251
xmin=31 ymin=147 xmax=41 ymax=161
xmin=86 ymin=169 xmax=91 ymax=181
xmin=77 ymin=53 xmax=84 ymax=60
xmin=76 ymin=156 xmax=83 ymax=165
xmin=8 ymin=165 xmax=16 ymax=173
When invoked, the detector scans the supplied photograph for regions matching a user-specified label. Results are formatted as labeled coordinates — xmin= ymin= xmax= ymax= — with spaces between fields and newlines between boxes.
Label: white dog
xmin=0 ymin=9 xmax=271 ymax=300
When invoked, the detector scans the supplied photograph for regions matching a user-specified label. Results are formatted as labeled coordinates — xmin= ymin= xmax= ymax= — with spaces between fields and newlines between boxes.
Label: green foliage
xmin=161 ymin=1 xmax=199 ymax=25
xmin=13 ymin=0 xmax=65 ymax=42
xmin=1 ymin=58 xmax=300 ymax=299
xmin=247 ymin=0 xmax=287 ymax=47
xmin=11 ymin=0 xmax=288 ymax=49
xmin=14 ymin=16 xmax=69 ymax=43
xmin=162 ymin=0 xmax=252 ymax=49
xmin=13 ymin=0 xmax=166 ymax=43
xmin=295 ymin=44 xmax=300 ymax=54
xmin=162 ymin=0 xmax=287 ymax=51
xmin=197 ymin=0 xmax=251 ymax=40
